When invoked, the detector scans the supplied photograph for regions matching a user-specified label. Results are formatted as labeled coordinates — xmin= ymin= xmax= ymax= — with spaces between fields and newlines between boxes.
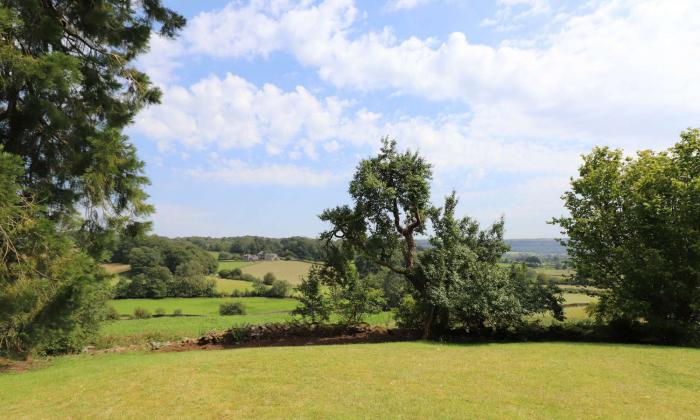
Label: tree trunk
xmin=422 ymin=305 xmax=435 ymax=339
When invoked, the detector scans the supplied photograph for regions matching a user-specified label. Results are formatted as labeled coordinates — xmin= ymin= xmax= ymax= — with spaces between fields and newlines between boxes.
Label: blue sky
xmin=128 ymin=0 xmax=700 ymax=238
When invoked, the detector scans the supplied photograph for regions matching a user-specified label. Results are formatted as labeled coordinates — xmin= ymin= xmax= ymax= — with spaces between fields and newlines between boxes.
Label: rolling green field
xmin=109 ymin=297 xmax=296 ymax=316
xmin=2 ymin=342 xmax=698 ymax=418
xmin=210 ymin=277 xmax=253 ymax=294
xmin=100 ymin=297 xmax=298 ymax=346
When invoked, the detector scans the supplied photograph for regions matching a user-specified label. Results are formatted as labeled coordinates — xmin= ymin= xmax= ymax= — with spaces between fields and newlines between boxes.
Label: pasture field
xmin=100 ymin=297 xmax=298 ymax=346
xmin=109 ymin=297 xmax=296 ymax=317
xmin=210 ymin=277 xmax=253 ymax=294
xmin=239 ymin=260 xmax=314 ymax=284
xmin=217 ymin=260 xmax=253 ymax=271
xmin=101 ymin=297 xmax=393 ymax=346
xmin=2 ymin=342 xmax=699 ymax=418
xmin=562 ymin=292 xmax=597 ymax=305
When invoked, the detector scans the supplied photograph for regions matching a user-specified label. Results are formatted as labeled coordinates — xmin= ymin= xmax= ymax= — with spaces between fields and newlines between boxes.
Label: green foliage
xmin=172 ymin=309 xmax=183 ymax=317
xmin=293 ymin=266 xmax=332 ymax=324
xmin=263 ymin=272 xmax=276 ymax=285
xmin=553 ymin=128 xmax=700 ymax=342
xmin=127 ymin=247 xmax=162 ymax=273
xmin=218 ymin=268 xmax=243 ymax=279
xmin=105 ymin=306 xmax=121 ymax=321
xmin=219 ymin=302 xmax=246 ymax=316
xmin=0 ymin=150 xmax=111 ymax=357
xmin=181 ymin=236 xmax=325 ymax=261
xmin=320 ymin=138 xmax=560 ymax=336
xmin=155 ymin=308 xmax=166 ymax=317
xmin=0 ymin=1 xmax=184 ymax=259
xmin=416 ymin=194 xmax=562 ymax=334
xmin=267 ymin=279 xmax=292 ymax=298
xmin=132 ymin=307 xmax=151 ymax=320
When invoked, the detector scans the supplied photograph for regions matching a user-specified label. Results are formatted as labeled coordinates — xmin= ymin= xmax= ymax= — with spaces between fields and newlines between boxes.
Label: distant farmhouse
xmin=243 ymin=251 xmax=280 ymax=262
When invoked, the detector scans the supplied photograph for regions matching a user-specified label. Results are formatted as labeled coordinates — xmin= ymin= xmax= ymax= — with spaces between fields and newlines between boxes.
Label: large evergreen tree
xmin=0 ymin=0 xmax=185 ymax=258
xmin=0 ymin=1 xmax=185 ymax=357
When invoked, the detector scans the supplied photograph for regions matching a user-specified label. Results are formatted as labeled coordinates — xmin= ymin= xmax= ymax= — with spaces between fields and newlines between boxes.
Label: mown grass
xmin=2 ymin=342 xmax=699 ymax=418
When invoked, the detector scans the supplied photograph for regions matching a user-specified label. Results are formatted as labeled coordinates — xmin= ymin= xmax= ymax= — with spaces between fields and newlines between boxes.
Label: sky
xmin=128 ymin=0 xmax=700 ymax=239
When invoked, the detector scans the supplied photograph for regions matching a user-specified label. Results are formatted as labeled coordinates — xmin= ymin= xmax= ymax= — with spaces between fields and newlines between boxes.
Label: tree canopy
xmin=553 ymin=128 xmax=700 ymax=341
xmin=312 ymin=138 xmax=561 ymax=337
xmin=0 ymin=0 xmax=185 ymax=258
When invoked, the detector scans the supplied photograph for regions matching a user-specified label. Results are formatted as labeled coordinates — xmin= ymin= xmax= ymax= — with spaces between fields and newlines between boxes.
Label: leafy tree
xmin=127 ymin=246 xmax=162 ymax=273
xmin=0 ymin=149 xmax=110 ymax=357
xmin=553 ymin=128 xmax=700 ymax=342
xmin=293 ymin=266 xmax=332 ymax=324
xmin=0 ymin=1 xmax=185 ymax=258
xmin=321 ymin=138 xmax=560 ymax=336
xmin=115 ymin=265 xmax=171 ymax=299
xmin=267 ymin=279 xmax=291 ymax=298
xmin=263 ymin=272 xmax=276 ymax=285
xmin=523 ymin=256 xmax=542 ymax=267
xmin=415 ymin=194 xmax=561 ymax=333
xmin=320 ymin=138 xmax=431 ymax=313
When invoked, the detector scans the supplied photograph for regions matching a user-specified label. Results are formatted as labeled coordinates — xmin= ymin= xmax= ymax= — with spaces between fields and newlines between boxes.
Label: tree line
xmin=180 ymin=236 xmax=325 ymax=261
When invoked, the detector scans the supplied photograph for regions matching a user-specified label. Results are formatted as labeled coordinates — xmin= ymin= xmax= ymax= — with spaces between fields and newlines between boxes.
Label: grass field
xmin=109 ymin=297 xmax=296 ymax=316
xmin=210 ymin=277 xmax=253 ymax=294
xmin=217 ymin=260 xmax=253 ymax=271
xmin=562 ymin=292 xmax=597 ymax=306
xmin=2 ymin=342 xmax=698 ymax=418
xmin=100 ymin=297 xmax=298 ymax=346
xmin=240 ymin=260 xmax=314 ymax=284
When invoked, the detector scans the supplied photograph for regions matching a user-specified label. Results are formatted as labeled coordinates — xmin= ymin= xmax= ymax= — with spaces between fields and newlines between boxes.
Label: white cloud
xmin=133 ymin=73 xmax=352 ymax=155
xmin=385 ymin=0 xmax=434 ymax=12
xmin=132 ymin=71 xmax=581 ymax=180
xmin=481 ymin=0 xmax=551 ymax=30
xmin=188 ymin=158 xmax=343 ymax=187
xmin=153 ymin=0 xmax=700 ymax=151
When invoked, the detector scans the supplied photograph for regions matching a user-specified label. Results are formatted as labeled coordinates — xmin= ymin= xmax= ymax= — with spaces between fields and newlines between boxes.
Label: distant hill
xmin=505 ymin=238 xmax=567 ymax=255
xmin=416 ymin=238 xmax=567 ymax=255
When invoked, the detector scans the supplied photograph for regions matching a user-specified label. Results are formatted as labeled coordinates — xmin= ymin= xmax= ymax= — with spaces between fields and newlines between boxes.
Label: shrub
xmin=219 ymin=302 xmax=246 ymax=315
xmin=267 ymin=279 xmax=291 ymax=298
xmin=133 ymin=307 xmax=152 ymax=319
xmin=263 ymin=272 xmax=276 ymax=285
xmin=240 ymin=273 xmax=258 ymax=282
xmin=155 ymin=308 xmax=166 ymax=317
xmin=173 ymin=308 xmax=183 ymax=317
xmin=219 ymin=268 xmax=243 ymax=279
xmin=105 ymin=305 xmax=121 ymax=321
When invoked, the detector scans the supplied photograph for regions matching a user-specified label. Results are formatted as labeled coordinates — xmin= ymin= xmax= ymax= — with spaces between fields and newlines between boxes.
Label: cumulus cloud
xmin=131 ymin=72 xmax=581 ymax=181
xmin=384 ymin=0 xmax=434 ymax=12
xmin=187 ymin=158 xmax=343 ymax=187
xmin=142 ymin=0 xmax=700 ymax=150
xmin=133 ymin=73 xmax=352 ymax=155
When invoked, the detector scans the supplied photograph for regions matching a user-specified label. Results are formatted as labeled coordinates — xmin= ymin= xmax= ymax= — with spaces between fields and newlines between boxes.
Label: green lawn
xmin=2 ymin=342 xmax=698 ymax=418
